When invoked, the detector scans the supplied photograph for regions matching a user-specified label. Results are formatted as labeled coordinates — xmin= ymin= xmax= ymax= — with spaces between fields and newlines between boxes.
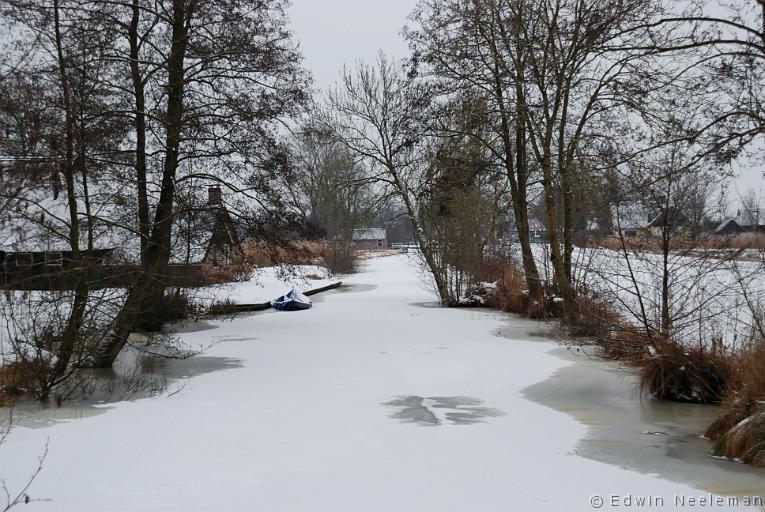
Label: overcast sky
xmin=289 ymin=0 xmax=414 ymax=93
xmin=288 ymin=0 xmax=764 ymax=204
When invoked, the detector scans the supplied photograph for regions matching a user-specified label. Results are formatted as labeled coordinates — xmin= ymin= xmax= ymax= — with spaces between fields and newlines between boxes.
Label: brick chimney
xmin=208 ymin=186 xmax=222 ymax=206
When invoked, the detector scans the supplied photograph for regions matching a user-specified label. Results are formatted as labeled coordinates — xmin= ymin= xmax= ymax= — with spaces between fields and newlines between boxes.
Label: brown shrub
xmin=710 ymin=410 xmax=765 ymax=466
xmin=471 ymin=253 xmax=506 ymax=284
xmin=243 ymin=240 xmax=326 ymax=266
xmin=697 ymin=233 xmax=765 ymax=251
xmin=242 ymin=239 xmax=358 ymax=275
xmin=706 ymin=399 xmax=758 ymax=442
xmin=596 ymin=327 xmax=653 ymax=363
xmin=495 ymin=263 xmax=530 ymax=315
xmin=319 ymin=242 xmax=358 ymax=274
xmin=562 ymin=289 xmax=620 ymax=338
xmin=706 ymin=331 xmax=765 ymax=441
xmin=727 ymin=334 xmax=765 ymax=406
xmin=199 ymin=263 xmax=253 ymax=284
xmin=0 ymin=360 xmax=42 ymax=405
xmin=592 ymin=233 xmax=765 ymax=254
xmin=138 ymin=291 xmax=198 ymax=332
xmin=208 ymin=298 xmax=240 ymax=316
xmin=638 ymin=339 xmax=732 ymax=404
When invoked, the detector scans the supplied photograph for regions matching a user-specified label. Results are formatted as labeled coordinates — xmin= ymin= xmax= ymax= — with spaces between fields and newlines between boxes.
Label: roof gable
xmin=352 ymin=228 xmax=387 ymax=240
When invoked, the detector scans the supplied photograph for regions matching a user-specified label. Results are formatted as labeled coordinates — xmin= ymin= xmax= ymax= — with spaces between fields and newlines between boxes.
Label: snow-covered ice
xmin=0 ymin=255 xmax=755 ymax=511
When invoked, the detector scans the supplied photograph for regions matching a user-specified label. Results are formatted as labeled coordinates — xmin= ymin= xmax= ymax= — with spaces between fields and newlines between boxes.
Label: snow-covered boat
xmin=272 ymin=289 xmax=312 ymax=311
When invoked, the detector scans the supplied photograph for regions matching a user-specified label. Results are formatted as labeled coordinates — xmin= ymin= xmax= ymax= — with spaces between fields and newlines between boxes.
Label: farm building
xmin=609 ymin=203 xmax=652 ymax=238
xmin=0 ymin=249 xmax=115 ymax=288
xmin=201 ymin=186 xmax=246 ymax=267
xmin=0 ymin=182 xmax=246 ymax=289
xmin=352 ymin=228 xmax=388 ymax=250
xmin=715 ymin=209 xmax=764 ymax=235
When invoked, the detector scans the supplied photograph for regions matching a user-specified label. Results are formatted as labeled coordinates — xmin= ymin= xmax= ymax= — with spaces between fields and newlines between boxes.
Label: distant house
xmin=646 ymin=207 xmax=692 ymax=236
xmin=0 ymin=160 xmax=118 ymax=288
xmin=715 ymin=209 xmax=764 ymax=236
xmin=352 ymin=228 xmax=388 ymax=250
xmin=202 ymin=186 xmax=246 ymax=267
xmin=0 ymin=154 xmax=246 ymax=289
xmin=609 ymin=203 xmax=651 ymax=238
xmin=607 ymin=204 xmax=699 ymax=239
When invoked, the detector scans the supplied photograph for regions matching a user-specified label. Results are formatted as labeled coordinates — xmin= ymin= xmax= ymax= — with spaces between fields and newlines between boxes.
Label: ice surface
xmin=0 ymin=255 xmax=748 ymax=511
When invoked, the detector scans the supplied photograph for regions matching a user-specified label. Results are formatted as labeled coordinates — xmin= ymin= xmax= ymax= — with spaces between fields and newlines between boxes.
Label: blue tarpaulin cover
xmin=272 ymin=289 xmax=312 ymax=311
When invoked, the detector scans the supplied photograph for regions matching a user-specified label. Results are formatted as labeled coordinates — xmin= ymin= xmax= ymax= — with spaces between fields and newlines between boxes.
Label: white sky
xmin=288 ymin=0 xmax=764 ymax=205
xmin=289 ymin=0 xmax=415 ymax=94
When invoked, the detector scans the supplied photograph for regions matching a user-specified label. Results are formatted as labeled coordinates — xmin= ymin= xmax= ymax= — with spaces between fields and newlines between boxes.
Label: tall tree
xmin=0 ymin=0 xmax=127 ymax=396
xmin=408 ymin=0 xmax=547 ymax=312
xmin=92 ymin=0 xmax=309 ymax=366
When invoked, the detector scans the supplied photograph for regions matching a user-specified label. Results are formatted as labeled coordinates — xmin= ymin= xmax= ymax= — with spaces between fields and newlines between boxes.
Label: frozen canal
xmin=1 ymin=255 xmax=761 ymax=511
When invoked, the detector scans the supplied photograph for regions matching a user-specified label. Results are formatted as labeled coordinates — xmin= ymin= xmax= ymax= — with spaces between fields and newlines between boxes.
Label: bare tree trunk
xmin=77 ymin=113 xmax=94 ymax=252
xmin=129 ymin=0 xmax=150 ymax=263
xmin=46 ymin=0 xmax=89 ymax=397
xmin=93 ymin=0 xmax=190 ymax=368
xmin=660 ymin=221 xmax=672 ymax=337
xmin=540 ymin=152 xmax=572 ymax=303
xmin=54 ymin=0 xmax=80 ymax=261
xmin=391 ymin=169 xmax=452 ymax=304
xmin=511 ymin=178 xmax=544 ymax=307
xmin=562 ymin=177 xmax=574 ymax=283
xmin=500 ymin=75 xmax=544 ymax=311
xmin=661 ymin=241 xmax=671 ymax=337
xmin=47 ymin=279 xmax=88 ymax=398
xmin=558 ymin=79 xmax=575 ymax=285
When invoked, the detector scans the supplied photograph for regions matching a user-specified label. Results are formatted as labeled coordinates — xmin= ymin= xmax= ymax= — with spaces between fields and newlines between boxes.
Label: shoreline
xmin=498 ymin=317 xmax=765 ymax=497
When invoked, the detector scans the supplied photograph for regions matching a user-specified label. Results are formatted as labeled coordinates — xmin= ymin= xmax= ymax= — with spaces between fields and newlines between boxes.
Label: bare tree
xmin=633 ymin=1 xmax=765 ymax=162
xmin=419 ymin=94 xmax=507 ymax=302
xmin=321 ymin=54 xmax=462 ymax=303
xmin=408 ymin=0 xmax=546 ymax=311
xmin=504 ymin=0 xmax=658 ymax=303
xmin=1 ymin=0 xmax=309 ymax=371
xmin=293 ymin=121 xmax=375 ymax=241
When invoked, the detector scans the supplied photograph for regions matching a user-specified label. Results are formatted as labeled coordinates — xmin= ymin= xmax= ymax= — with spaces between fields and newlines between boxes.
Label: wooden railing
xmin=391 ymin=243 xmax=420 ymax=252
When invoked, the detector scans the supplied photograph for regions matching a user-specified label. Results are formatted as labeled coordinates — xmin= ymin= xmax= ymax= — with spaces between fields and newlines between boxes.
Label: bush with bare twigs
xmin=562 ymin=288 xmax=621 ymax=338
xmin=207 ymin=298 xmax=241 ymax=316
xmin=593 ymin=327 xmax=652 ymax=363
xmin=494 ymin=263 xmax=531 ymax=315
xmin=0 ymin=361 xmax=40 ymax=406
xmin=0 ymin=289 xmax=127 ymax=401
xmin=705 ymin=326 xmax=765 ymax=465
xmin=242 ymin=239 xmax=358 ymax=275
xmin=319 ymin=242 xmax=358 ymax=274
xmin=637 ymin=339 xmax=732 ymax=404
xmin=1 ymin=409 xmax=49 ymax=510
xmin=137 ymin=291 xmax=200 ymax=332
